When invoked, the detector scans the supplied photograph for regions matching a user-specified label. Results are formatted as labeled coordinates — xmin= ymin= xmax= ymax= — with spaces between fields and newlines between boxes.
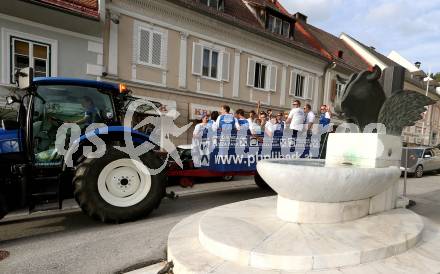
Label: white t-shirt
xmin=251 ymin=123 xmax=262 ymax=135
xmin=305 ymin=111 xmax=315 ymax=124
xmin=265 ymin=121 xmax=277 ymax=136
xmin=288 ymin=108 xmax=305 ymax=131
xmin=193 ymin=123 xmax=207 ymax=137
xmin=304 ymin=111 xmax=315 ymax=131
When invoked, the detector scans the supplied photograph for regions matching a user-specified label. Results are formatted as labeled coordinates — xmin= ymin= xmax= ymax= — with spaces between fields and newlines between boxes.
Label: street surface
xmin=1 ymin=174 xmax=440 ymax=274
xmin=0 ymin=178 xmax=273 ymax=273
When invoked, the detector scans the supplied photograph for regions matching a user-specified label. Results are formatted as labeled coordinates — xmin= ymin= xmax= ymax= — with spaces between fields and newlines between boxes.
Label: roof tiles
xmin=34 ymin=0 xmax=99 ymax=19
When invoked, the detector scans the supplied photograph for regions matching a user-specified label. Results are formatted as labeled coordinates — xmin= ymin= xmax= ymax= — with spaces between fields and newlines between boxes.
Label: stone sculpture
xmin=335 ymin=65 xmax=436 ymax=135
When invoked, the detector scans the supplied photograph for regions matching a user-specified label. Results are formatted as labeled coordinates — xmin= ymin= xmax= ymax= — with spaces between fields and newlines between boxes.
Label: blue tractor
xmin=0 ymin=68 xmax=167 ymax=222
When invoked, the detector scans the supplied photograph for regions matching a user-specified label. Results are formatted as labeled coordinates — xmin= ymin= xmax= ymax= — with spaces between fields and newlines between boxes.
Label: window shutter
xmin=247 ymin=59 xmax=256 ymax=87
xmin=289 ymin=71 xmax=297 ymax=95
xmin=221 ymin=51 xmax=230 ymax=82
xmin=151 ymin=32 xmax=162 ymax=66
xmin=139 ymin=29 xmax=150 ymax=64
xmin=269 ymin=65 xmax=277 ymax=91
xmin=192 ymin=43 xmax=203 ymax=75
xmin=306 ymin=75 xmax=314 ymax=99
xmin=303 ymin=74 xmax=310 ymax=98
xmin=330 ymin=79 xmax=337 ymax=102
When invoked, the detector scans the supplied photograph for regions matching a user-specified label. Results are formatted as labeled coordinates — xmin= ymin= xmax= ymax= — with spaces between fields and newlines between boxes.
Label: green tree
xmin=430 ymin=72 xmax=440 ymax=82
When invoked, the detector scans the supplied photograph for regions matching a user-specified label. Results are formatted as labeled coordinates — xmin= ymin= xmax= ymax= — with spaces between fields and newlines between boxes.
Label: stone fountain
xmin=166 ymin=67 xmax=440 ymax=273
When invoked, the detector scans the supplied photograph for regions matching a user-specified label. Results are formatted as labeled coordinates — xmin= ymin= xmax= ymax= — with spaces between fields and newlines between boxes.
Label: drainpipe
xmin=323 ymin=61 xmax=337 ymax=107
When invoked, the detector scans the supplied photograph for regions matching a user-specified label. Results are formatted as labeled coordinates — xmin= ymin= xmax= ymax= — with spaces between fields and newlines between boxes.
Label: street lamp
xmin=422 ymin=68 xmax=434 ymax=146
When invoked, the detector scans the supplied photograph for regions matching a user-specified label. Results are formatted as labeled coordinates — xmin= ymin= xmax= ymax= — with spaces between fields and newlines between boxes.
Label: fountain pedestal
xmin=166 ymin=133 xmax=440 ymax=273
xmin=257 ymin=133 xmax=403 ymax=224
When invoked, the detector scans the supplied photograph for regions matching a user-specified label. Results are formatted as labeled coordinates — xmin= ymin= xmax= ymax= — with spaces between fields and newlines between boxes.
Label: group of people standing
xmin=192 ymin=101 xmax=332 ymax=158
xmin=194 ymin=101 xmax=332 ymax=140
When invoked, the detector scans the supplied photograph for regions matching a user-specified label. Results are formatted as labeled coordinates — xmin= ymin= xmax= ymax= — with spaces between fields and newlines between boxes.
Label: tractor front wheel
xmin=73 ymin=147 xmax=166 ymax=223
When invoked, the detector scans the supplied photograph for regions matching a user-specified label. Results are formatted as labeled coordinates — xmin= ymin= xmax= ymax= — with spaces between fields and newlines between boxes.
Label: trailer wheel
xmin=73 ymin=147 xmax=166 ymax=223
xmin=254 ymin=172 xmax=272 ymax=191
xmin=222 ymin=175 xmax=234 ymax=181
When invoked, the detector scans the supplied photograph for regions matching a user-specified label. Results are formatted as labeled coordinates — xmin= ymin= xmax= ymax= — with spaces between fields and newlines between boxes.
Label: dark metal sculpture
xmin=335 ymin=65 xmax=436 ymax=135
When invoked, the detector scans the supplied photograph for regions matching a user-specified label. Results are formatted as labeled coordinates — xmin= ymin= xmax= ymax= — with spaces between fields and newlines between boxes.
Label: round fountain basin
xmin=257 ymin=159 xmax=400 ymax=203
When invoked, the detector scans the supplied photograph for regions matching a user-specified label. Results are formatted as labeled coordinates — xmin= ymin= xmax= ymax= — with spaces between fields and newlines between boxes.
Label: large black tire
xmin=254 ymin=172 xmax=272 ymax=190
xmin=414 ymin=165 xmax=424 ymax=178
xmin=73 ymin=147 xmax=166 ymax=223
xmin=0 ymin=193 xmax=8 ymax=220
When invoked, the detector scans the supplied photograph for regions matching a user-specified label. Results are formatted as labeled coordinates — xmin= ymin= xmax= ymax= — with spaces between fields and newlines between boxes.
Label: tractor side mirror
xmin=6 ymin=95 xmax=20 ymax=105
xmin=15 ymin=67 xmax=34 ymax=90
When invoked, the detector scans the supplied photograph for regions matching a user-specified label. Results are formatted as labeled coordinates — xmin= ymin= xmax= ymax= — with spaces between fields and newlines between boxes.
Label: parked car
xmin=401 ymin=147 xmax=440 ymax=178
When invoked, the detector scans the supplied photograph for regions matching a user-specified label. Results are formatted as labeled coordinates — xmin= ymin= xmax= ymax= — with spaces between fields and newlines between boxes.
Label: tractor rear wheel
xmin=0 ymin=194 xmax=8 ymax=220
xmin=73 ymin=147 xmax=166 ymax=223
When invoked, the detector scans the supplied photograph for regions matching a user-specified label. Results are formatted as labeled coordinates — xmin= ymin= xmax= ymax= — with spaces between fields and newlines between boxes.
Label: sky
xmin=278 ymin=0 xmax=440 ymax=73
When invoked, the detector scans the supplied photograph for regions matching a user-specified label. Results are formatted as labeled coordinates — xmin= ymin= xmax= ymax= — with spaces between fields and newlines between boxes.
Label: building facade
xmin=103 ymin=0 xmax=334 ymax=146
xmin=0 ymin=0 xmax=105 ymax=105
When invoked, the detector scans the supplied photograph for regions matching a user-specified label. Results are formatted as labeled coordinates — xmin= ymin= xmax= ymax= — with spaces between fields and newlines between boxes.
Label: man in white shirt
xmin=247 ymin=110 xmax=256 ymax=125
xmin=193 ymin=114 xmax=209 ymax=138
xmin=286 ymin=100 xmax=305 ymax=137
xmin=303 ymin=104 xmax=315 ymax=133
xmin=302 ymin=104 xmax=316 ymax=158
xmin=264 ymin=116 xmax=277 ymax=137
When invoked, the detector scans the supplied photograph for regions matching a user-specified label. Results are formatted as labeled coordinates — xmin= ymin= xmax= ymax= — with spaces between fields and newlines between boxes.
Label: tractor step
xmin=33 ymin=176 xmax=59 ymax=182
xmin=29 ymin=174 xmax=63 ymax=211
xmin=31 ymin=191 xmax=58 ymax=199
xmin=31 ymin=202 xmax=60 ymax=213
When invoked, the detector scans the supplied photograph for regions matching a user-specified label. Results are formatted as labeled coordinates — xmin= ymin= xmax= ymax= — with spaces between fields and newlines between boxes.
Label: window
xmin=246 ymin=58 xmax=277 ymax=91
xmin=33 ymin=85 xmax=115 ymax=163
xmin=254 ymin=62 xmax=267 ymax=89
xmin=282 ymin=21 xmax=290 ymax=37
xmin=135 ymin=23 xmax=167 ymax=69
xmin=295 ymin=74 xmax=305 ymax=97
xmin=192 ymin=42 xmax=230 ymax=82
xmin=10 ymin=37 xmax=51 ymax=83
xmin=432 ymin=132 xmax=438 ymax=146
xmin=290 ymin=71 xmax=315 ymax=99
xmin=200 ymin=0 xmax=224 ymax=10
xmin=267 ymin=15 xmax=290 ymax=37
xmin=202 ymin=48 xmax=219 ymax=79
xmin=336 ymin=79 xmax=346 ymax=97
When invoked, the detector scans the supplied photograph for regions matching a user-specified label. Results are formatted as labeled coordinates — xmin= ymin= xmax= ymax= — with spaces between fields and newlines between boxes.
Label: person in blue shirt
xmin=215 ymin=105 xmax=239 ymax=132
xmin=235 ymin=109 xmax=249 ymax=129
xmin=73 ymin=96 xmax=102 ymax=127
xmin=319 ymin=104 xmax=331 ymax=127
xmin=319 ymin=105 xmax=332 ymax=159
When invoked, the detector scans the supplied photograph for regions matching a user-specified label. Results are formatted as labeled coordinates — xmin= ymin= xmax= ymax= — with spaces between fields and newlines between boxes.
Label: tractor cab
xmin=0 ymin=68 xmax=167 ymax=222
xmin=3 ymin=68 xmax=123 ymax=167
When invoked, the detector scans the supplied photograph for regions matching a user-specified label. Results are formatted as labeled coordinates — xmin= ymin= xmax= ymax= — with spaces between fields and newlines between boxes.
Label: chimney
xmin=415 ymin=61 xmax=421 ymax=69
xmin=370 ymin=46 xmax=376 ymax=51
xmin=293 ymin=12 xmax=308 ymax=23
